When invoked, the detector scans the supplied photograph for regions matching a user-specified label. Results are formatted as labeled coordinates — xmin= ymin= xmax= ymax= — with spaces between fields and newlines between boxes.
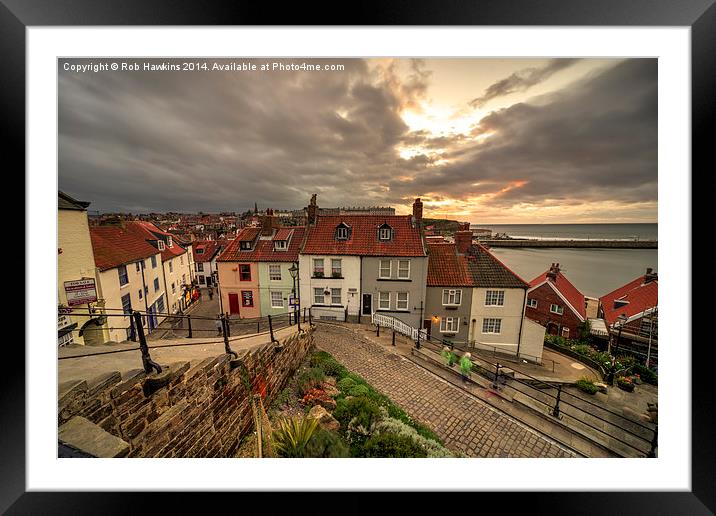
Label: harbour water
xmin=479 ymin=224 xmax=658 ymax=298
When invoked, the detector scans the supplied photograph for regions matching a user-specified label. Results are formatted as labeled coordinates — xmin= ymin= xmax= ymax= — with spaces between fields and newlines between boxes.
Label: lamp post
xmin=289 ymin=263 xmax=299 ymax=324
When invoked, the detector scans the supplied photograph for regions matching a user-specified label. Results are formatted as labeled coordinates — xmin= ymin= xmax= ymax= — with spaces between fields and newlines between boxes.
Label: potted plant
xmin=314 ymin=271 xmax=324 ymax=278
xmin=616 ymin=376 xmax=635 ymax=392
xmin=331 ymin=271 xmax=342 ymax=278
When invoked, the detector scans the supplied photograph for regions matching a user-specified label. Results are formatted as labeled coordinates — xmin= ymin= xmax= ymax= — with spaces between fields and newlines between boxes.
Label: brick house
xmin=598 ymin=268 xmax=658 ymax=362
xmin=526 ymin=263 xmax=586 ymax=340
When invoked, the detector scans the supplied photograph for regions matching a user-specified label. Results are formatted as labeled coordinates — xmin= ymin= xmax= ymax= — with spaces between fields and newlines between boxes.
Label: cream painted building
xmin=299 ymin=254 xmax=362 ymax=320
xmin=58 ymin=191 xmax=108 ymax=346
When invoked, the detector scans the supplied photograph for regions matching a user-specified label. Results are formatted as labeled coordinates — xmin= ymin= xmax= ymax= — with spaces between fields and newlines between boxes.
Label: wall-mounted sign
xmin=64 ymin=278 xmax=97 ymax=306
xmin=289 ymin=296 xmax=299 ymax=307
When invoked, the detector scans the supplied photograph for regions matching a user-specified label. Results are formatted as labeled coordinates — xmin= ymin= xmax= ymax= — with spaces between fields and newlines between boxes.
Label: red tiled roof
xmin=90 ymin=226 xmax=159 ymax=271
xmin=217 ymin=226 xmax=306 ymax=262
xmin=301 ymin=215 xmax=425 ymax=256
xmin=192 ymin=240 xmax=223 ymax=263
xmin=468 ymin=244 xmax=529 ymax=289
xmin=273 ymin=228 xmax=293 ymax=241
xmin=124 ymin=221 xmax=187 ymax=262
xmin=529 ymin=269 xmax=586 ymax=319
xmin=426 ymin=243 xmax=473 ymax=287
xmin=599 ymin=275 xmax=658 ymax=326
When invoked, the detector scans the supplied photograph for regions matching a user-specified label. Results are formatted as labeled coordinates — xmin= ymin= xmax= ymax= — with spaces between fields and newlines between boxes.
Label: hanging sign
xmin=64 ymin=278 xmax=97 ymax=306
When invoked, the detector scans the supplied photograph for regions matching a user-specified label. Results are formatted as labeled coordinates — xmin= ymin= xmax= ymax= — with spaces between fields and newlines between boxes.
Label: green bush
xmin=616 ymin=376 xmax=635 ymax=392
xmin=310 ymin=351 xmax=348 ymax=378
xmin=363 ymin=432 xmax=428 ymax=458
xmin=303 ymin=428 xmax=350 ymax=458
xmin=333 ymin=396 xmax=382 ymax=431
xmin=632 ymin=363 xmax=658 ymax=385
xmin=575 ymin=378 xmax=598 ymax=395
xmin=572 ymin=344 xmax=593 ymax=356
xmin=349 ymin=385 xmax=370 ymax=397
xmin=337 ymin=377 xmax=357 ymax=393
xmin=271 ymin=416 xmax=319 ymax=457
xmin=296 ymin=367 xmax=326 ymax=396
xmin=374 ymin=417 xmax=453 ymax=457
xmin=309 ymin=351 xmax=333 ymax=367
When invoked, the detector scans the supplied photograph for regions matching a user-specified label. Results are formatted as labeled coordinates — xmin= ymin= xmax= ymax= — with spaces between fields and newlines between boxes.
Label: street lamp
xmin=289 ymin=263 xmax=299 ymax=323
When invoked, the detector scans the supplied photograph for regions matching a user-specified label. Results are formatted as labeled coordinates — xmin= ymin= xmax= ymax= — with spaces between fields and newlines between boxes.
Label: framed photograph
xmin=8 ymin=0 xmax=712 ymax=512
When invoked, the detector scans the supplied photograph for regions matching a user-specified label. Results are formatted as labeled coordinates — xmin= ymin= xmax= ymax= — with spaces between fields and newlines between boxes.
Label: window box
xmin=313 ymin=272 xmax=325 ymax=278
xmin=331 ymin=272 xmax=343 ymax=279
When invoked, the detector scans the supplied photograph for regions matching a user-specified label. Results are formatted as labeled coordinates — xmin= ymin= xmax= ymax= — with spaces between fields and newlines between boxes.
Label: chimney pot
xmin=455 ymin=230 xmax=472 ymax=254
xmin=412 ymin=197 xmax=423 ymax=222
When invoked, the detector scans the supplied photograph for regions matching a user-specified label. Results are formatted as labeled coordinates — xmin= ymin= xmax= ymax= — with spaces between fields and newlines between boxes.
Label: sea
xmin=477 ymin=224 xmax=657 ymax=298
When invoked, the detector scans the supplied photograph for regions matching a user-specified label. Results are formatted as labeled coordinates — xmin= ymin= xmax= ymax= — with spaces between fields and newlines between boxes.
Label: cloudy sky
xmin=58 ymin=57 xmax=657 ymax=223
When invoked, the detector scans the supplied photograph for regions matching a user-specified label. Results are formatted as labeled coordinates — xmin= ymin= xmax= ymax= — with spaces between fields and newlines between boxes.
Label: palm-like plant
xmin=271 ymin=416 xmax=319 ymax=457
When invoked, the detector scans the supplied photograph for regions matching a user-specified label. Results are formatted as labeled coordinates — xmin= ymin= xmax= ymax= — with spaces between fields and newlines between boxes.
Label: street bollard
xmin=392 ymin=330 xmax=396 ymax=347
xmin=187 ymin=315 xmax=192 ymax=338
xmin=268 ymin=314 xmax=277 ymax=343
xmin=492 ymin=362 xmax=501 ymax=389
xmin=376 ymin=324 xmax=380 ymax=337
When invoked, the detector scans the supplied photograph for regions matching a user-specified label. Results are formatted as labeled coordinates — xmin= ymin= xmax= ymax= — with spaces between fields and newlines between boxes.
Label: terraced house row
xmin=215 ymin=196 xmax=548 ymax=362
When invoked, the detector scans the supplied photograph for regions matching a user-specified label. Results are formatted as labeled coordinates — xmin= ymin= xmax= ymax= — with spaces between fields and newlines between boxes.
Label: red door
xmin=228 ymin=293 xmax=241 ymax=315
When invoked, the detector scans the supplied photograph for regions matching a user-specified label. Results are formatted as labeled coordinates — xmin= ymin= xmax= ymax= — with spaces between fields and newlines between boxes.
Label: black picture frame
xmin=5 ymin=1 xmax=711 ymax=513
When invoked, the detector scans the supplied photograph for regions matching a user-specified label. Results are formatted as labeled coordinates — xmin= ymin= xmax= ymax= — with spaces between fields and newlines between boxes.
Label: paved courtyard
xmin=313 ymin=322 xmax=574 ymax=458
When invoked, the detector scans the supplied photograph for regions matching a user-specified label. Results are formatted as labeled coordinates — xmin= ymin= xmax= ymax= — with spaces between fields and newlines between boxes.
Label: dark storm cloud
xmin=59 ymin=58 xmax=656 ymax=217
xmin=469 ymin=58 xmax=581 ymax=108
xmin=387 ymin=59 xmax=657 ymax=210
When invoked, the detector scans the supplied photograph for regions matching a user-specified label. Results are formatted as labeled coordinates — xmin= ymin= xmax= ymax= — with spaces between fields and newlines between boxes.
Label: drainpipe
xmin=358 ymin=256 xmax=363 ymax=323
xmin=160 ymin=256 xmax=170 ymax=314
xmin=516 ymin=287 xmax=526 ymax=358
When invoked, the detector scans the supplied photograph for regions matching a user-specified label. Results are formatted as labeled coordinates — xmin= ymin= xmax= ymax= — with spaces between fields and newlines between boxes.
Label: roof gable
xmin=599 ymin=274 xmax=658 ymax=325
xmin=528 ymin=269 xmax=586 ymax=319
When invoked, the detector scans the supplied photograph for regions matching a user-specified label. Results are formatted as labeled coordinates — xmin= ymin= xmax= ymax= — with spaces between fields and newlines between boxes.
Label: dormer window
xmin=167 ymin=236 xmax=173 ymax=248
xmin=378 ymin=224 xmax=392 ymax=241
xmin=196 ymin=248 xmax=204 ymax=255
xmin=274 ymin=240 xmax=287 ymax=251
xmin=335 ymin=223 xmax=350 ymax=241
xmin=240 ymin=241 xmax=252 ymax=251
xmin=157 ymin=240 xmax=165 ymax=251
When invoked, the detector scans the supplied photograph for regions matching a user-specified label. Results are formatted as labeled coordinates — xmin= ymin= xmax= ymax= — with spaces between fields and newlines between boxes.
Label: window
xmin=396 ymin=292 xmax=409 ymax=310
xmin=240 ymin=241 xmax=252 ymax=250
xmin=158 ymin=240 xmax=166 ymax=251
xmin=485 ymin=290 xmax=505 ymax=306
xmin=180 ymin=256 xmax=183 ymax=265
xmin=313 ymin=259 xmax=324 ymax=276
xmin=169 ymin=261 xmax=173 ymax=273
xmin=135 ymin=262 xmax=140 ymax=273
xmin=199 ymin=275 xmax=205 ymax=284
xmin=331 ymin=259 xmax=342 ymax=277
xmin=171 ymin=283 xmax=176 ymax=294
xmin=269 ymin=264 xmax=281 ymax=281
xmin=440 ymin=317 xmax=459 ymax=333
xmin=196 ymin=248 xmax=204 ymax=255
xmin=167 ymin=236 xmax=173 ymax=248
xmin=335 ymin=225 xmax=349 ymax=240
xmin=241 ymin=291 xmax=254 ymax=307
xmin=442 ymin=289 xmax=462 ymax=306
xmin=378 ymin=292 xmax=390 ymax=310
xmin=274 ymin=240 xmax=287 ymax=250
xmin=138 ymin=289 xmax=143 ymax=300
xmin=182 ymin=274 xmax=186 ymax=285
xmin=482 ymin=318 xmax=502 ymax=334
xmin=314 ymin=288 xmax=325 ymax=305
xmin=562 ymin=327 xmax=570 ymax=338
xmin=379 ymin=260 xmax=391 ymax=279
xmin=379 ymin=227 xmax=392 ymax=240
xmin=239 ymin=264 xmax=251 ymax=281
xmin=331 ymin=288 xmax=342 ymax=305
xmin=550 ymin=304 xmax=564 ymax=315
xmin=151 ymin=255 xmax=157 ymax=268
xmin=527 ymin=298 xmax=538 ymax=308
xmin=118 ymin=265 xmax=129 ymax=286
xmin=154 ymin=278 xmax=160 ymax=292
xmin=397 ymin=260 xmax=410 ymax=279
xmin=121 ymin=293 xmax=132 ymax=314
xmin=197 ymin=262 xmax=204 ymax=272
xmin=271 ymin=291 xmax=284 ymax=308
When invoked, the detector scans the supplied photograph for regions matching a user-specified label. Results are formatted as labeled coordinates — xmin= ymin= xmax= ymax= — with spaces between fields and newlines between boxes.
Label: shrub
xmin=349 ymin=385 xmax=370 ymax=397
xmin=303 ymin=428 xmax=350 ymax=458
xmin=270 ymin=387 xmax=292 ymax=413
xmin=363 ymin=432 xmax=427 ymax=458
xmin=632 ymin=363 xmax=658 ymax=385
xmin=337 ymin=377 xmax=357 ymax=393
xmin=374 ymin=417 xmax=453 ymax=457
xmin=575 ymin=378 xmax=598 ymax=395
xmin=310 ymin=351 xmax=348 ymax=378
xmin=616 ymin=376 xmax=635 ymax=392
xmin=296 ymin=367 xmax=326 ymax=396
xmin=333 ymin=396 xmax=382 ymax=431
xmin=271 ymin=416 xmax=319 ymax=457
xmin=572 ymin=344 xmax=593 ymax=356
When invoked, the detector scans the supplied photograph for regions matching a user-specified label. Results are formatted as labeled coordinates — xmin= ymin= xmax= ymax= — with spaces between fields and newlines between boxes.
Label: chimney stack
xmin=546 ymin=262 xmax=560 ymax=281
xmin=412 ymin=198 xmax=423 ymax=223
xmin=260 ymin=209 xmax=275 ymax=236
xmin=307 ymin=193 xmax=318 ymax=226
xmin=454 ymin=228 xmax=473 ymax=254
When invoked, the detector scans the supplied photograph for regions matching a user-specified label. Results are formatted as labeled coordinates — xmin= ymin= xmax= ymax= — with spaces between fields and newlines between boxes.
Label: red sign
xmin=64 ymin=278 xmax=97 ymax=306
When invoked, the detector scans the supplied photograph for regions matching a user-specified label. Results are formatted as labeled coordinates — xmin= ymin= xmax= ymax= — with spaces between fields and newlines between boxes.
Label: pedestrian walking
xmin=459 ymin=352 xmax=472 ymax=383
xmin=215 ymin=315 xmax=223 ymax=336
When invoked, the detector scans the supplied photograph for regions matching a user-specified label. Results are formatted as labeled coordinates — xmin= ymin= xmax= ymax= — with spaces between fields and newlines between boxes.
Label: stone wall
xmin=58 ymin=327 xmax=314 ymax=457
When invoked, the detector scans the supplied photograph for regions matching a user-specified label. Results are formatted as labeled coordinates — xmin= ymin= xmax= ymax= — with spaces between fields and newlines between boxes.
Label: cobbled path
xmin=314 ymin=323 xmax=574 ymax=458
